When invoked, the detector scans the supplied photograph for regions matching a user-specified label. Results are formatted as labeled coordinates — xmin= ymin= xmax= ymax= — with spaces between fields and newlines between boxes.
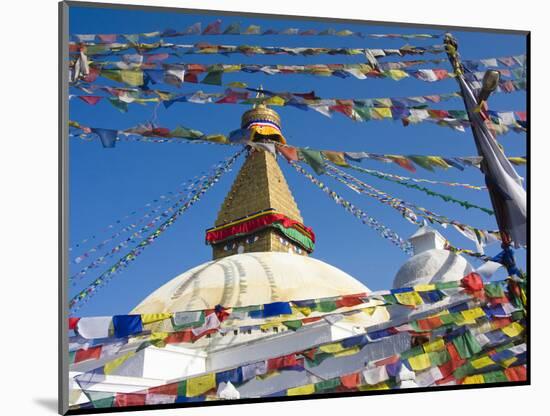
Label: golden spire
xmin=207 ymin=98 xmax=314 ymax=260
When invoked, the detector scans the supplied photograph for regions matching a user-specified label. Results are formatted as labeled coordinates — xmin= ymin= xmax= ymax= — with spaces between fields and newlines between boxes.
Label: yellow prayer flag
xmin=462 ymin=374 xmax=485 ymax=385
xmin=264 ymin=96 xmax=286 ymax=106
xmin=260 ymin=321 xmax=282 ymax=330
xmin=333 ymin=346 xmax=361 ymax=358
xmin=362 ymin=307 xmax=377 ymax=315
xmin=141 ymin=313 xmax=172 ymax=325
xmin=287 ymin=384 xmax=315 ymax=396
xmin=471 ymin=356 xmax=495 ymax=369
xmin=104 ymin=352 xmax=135 ymax=375
xmin=358 ymin=382 xmax=390 ymax=391
xmin=257 ymin=371 xmax=280 ymax=380
xmin=426 ymin=156 xmax=451 ymax=169
xmin=460 ymin=307 xmax=486 ymax=322
xmin=371 ymin=107 xmax=393 ymax=119
xmin=120 ymin=70 xmax=144 ymax=86
xmin=205 ymin=134 xmax=228 ymax=144
xmin=223 ymin=65 xmax=242 ymax=73
xmin=226 ymin=81 xmax=248 ymax=88
xmin=323 ymin=151 xmax=349 ymax=167
xmin=156 ymin=91 xmax=172 ymax=101
xmin=336 ymin=30 xmax=354 ymax=36
xmin=408 ymin=353 xmax=431 ymax=371
xmin=386 ymin=69 xmax=408 ymax=80
xmin=319 ymin=342 xmax=346 ymax=354
xmin=394 ymin=291 xmax=423 ymax=307
xmin=501 ymin=322 xmax=524 ymax=338
xmin=186 ymin=373 xmax=216 ymax=397
xmin=501 ymin=357 xmax=518 ymax=368
xmin=413 ymin=284 xmax=436 ymax=292
xmin=423 ymin=338 xmax=445 ymax=353
xmin=294 ymin=306 xmax=312 ymax=316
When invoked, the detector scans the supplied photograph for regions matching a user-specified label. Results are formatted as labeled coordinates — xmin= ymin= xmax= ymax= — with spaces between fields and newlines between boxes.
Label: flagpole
xmin=443 ymin=32 xmax=514 ymax=248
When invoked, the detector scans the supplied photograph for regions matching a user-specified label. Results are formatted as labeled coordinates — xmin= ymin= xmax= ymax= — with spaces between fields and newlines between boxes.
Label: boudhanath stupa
xmin=68 ymin=103 xmax=527 ymax=411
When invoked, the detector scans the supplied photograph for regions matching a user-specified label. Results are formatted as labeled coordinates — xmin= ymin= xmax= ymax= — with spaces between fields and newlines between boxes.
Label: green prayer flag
xmin=87 ymin=392 xmax=115 ymax=409
xmin=93 ymin=397 xmax=115 ymax=408
xmin=223 ymin=22 xmax=241 ymax=34
xmin=453 ymin=331 xmax=482 ymax=359
xmin=283 ymin=320 xmax=303 ymax=331
xmin=108 ymin=97 xmax=128 ymax=113
xmin=483 ymin=370 xmax=508 ymax=383
xmin=408 ymin=155 xmax=435 ymax=172
xmin=177 ymin=380 xmax=187 ymax=397
xmin=428 ymin=349 xmax=451 ymax=366
xmin=382 ymin=294 xmax=397 ymax=304
xmin=202 ymin=71 xmax=223 ymax=86
xmin=400 ymin=345 xmax=424 ymax=359
xmin=453 ymin=361 xmax=476 ymax=379
xmin=299 ymin=148 xmax=326 ymax=175
xmin=484 ymin=283 xmax=505 ymax=298
xmin=85 ymin=44 xmax=109 ymax=55
xmin=317 ymin=299 xmax=337 ymax=312
xmin=353 ymin=107 xmax=372 ymax=121
xmin=436 ymin=281 xmax=461 ymax=289
xmin=170 ymin=126 xmax=205 ymax=139
xmin=315 ymin=378 xmax=341 ymax=392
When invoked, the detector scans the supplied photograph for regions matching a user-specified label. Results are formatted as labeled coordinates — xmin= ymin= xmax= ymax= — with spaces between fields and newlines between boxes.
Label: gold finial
xmin=240 ymin=85 xmax=286 ymax=144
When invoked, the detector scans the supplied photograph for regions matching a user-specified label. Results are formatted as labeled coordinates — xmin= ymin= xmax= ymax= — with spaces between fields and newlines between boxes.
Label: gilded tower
xmin=205 ymin=103 xmax=315 ymax=260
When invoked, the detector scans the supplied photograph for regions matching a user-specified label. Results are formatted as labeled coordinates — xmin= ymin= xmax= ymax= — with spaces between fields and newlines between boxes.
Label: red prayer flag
xmin=98 ymin=34 xmax=117 ymax=43
xmin=74 ymin=346 xmax=102 ymax=363
xmin=115 ymin=393 xmax=146 ymax=408
xmin=78 ymin=96 xmax=102 ymax=105
xmin=461 ymin=272 xmax=484 ymax=292
xmin=391 ymin=157 xmax=416 ymax=172
xmin=416 ymin=316 xmax=443 ymax=331
xmin=184 ymin=73 xmax=198 ymax=83
xmin=278 ymin=146 xmax=299 ymax=162
xmin=336 ymin=294 xmax=365 ymax=308
xmin=340 ymin=372 xmax=360 ymax=389
xmin=293 ymin=91 xmax=318 ymax=100
xmin=202 ymin=20 xmax=222 ymax=35
xmin=165 ymin=330 xmax=193 ymax=344
xmin=433 ymin=69 xmax=449 ymax=80
xmin=69 ymin=317 xmax=80 ymax=330
xmin=375 ymin=354 xmax=400 ymax=367
xmin=83 ymin=67 xmax=100 ymax=83
xmin=148 ymin=382 xmax=179 ymax=396
xmin=491 ymin=317 xmax=513 ymax=329
xmin=504 ymin=366 xmax=527 ymax=382
xmin=302 ymin=316 xmax=322 ymax=324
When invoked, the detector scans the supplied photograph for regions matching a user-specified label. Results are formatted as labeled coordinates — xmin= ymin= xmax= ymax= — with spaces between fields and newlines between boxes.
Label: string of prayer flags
xmin=70 ymin=274 xmax=526 ymax=409
xmin=344 ymin=163 xmax=485 ymax=190
xmin=71 ymin=41 xmax=447 ymax=58
xmin=68 ymin=150 xmax=244 ymax=313
xmin=288 ymin=160 xmax=413 ymax=254
xmin=69 ymin=159 xmax=239 ymax=281
xmin=323 ymin=164 xmax=501 ymax=249
xmin=71 ymin=22 xmax=443 ymax=42
xmin=343 ymin=162 xmax=494 ymax=214
xmin=69 ymin=168 xmax=221 ymax=259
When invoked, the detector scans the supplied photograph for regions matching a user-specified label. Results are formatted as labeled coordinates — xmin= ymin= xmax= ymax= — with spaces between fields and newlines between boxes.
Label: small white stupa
xmin=392 ymin=226 xmax=473 ymax=288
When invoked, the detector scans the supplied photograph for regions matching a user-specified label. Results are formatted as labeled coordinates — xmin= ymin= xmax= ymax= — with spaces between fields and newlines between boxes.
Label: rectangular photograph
xmin=60 ymin=1 xmax=529 ymax=413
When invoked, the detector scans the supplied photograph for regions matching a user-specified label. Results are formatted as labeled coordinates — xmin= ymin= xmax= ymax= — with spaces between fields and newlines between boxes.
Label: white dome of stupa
xmin=392 ymin=226 xmax=473 ymax=288
xmin=131 ymin=251 xmax=369 ymax=313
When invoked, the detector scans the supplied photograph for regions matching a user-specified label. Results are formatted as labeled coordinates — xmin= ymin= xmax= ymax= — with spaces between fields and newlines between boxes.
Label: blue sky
xmin=68 ymin=5 xmax=527 ymax=317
